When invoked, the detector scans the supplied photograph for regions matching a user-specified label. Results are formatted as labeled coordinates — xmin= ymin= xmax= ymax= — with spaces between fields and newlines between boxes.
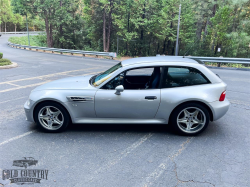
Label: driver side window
xmin=101 ymin=72 xmax=125 ymax=90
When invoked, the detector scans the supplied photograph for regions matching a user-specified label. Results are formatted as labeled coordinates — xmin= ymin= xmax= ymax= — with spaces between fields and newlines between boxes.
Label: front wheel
xmin=34 ymin=102 xmax=70 ymax=132
xmin=170 ymin=103 xmax=210 ymax=136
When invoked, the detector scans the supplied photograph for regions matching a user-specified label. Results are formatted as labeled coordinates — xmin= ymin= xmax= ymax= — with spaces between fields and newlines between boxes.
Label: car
xmin=13 ymin=157 xmax=38 ymax=169
xmin=24 ymin=56 xmax=230 ymax=135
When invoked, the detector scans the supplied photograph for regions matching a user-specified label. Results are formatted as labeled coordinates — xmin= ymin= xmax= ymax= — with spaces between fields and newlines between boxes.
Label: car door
xmin=95 ymin=67 xmax=161 ymax=119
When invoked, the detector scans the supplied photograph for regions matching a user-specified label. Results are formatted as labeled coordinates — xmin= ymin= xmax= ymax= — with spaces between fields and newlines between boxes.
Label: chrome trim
xmin=66 ymin=96 xmax=94 ymax=102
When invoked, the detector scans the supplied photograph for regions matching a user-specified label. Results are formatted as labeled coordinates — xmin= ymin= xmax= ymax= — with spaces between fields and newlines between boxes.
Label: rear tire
xmin=170 ymin=103 xmax=210 ymax=136
xmin=34 ymin=101 xmax=70 ymax=133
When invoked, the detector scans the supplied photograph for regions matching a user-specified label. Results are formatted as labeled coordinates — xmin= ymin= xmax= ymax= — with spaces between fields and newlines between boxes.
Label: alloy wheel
xmin=38 ymin=106 xmax=64 ymax=130
xmin=176 ymin=107 xmax=206 ymax=134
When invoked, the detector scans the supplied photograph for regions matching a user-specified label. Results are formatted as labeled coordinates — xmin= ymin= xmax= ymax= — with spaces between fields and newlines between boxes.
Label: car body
xmin=24 ymin=56 xmax=230 ymax=135
xmin=13 ymin=157 xmax=38 ymax=169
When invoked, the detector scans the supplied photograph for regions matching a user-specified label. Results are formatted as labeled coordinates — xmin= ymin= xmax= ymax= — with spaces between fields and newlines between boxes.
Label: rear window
xmin=162 ymin=67 xmax=210 ymax=88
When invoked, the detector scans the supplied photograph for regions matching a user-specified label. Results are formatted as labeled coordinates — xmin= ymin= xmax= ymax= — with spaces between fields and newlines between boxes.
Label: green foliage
xmin=0 ymin=53 xmax=3 ymax=59
xmin=8 ymin=35 xmax=47 ymax=47
xmin=9 ymin=0 xmax=250 ymax=58
xmin=0 ymin=58 xmax=12 ymax=66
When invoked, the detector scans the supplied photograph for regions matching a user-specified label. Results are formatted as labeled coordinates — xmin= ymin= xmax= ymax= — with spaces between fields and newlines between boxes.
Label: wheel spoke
xmin=193 ymin=118 xmax=201 ymax=124
xmin=40 ymin=115 xmax=49 ymax=121
xmin=47 ymin=120 xmax=53 ymax=128
xmin=186 ymin=122 xmax=193 ymax=131
xmin=178 ymin=118 xmax=188 ymax=124
xmin=46 ymin=107 xmax=52 ymax=115
xmin=191 ymin=110 xmax=199 ymax=118
xmin=53 ymin=118 xmax=62 ymax=125
xmin=52 ymin=111 xmax=61 ymax=118
xmin=183 ymin=109 xmax=190 ymax=117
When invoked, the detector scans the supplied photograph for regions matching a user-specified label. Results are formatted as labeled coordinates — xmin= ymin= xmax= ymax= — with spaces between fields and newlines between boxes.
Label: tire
xmin=34 ymin=101 xmax=70 ymax=132
xmin=170 ymin=103 xmax=210 ymax=136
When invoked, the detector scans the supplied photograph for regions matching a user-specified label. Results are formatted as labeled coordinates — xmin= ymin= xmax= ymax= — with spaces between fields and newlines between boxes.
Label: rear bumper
xmin=209 ymin=98 xmax=230 ymax=121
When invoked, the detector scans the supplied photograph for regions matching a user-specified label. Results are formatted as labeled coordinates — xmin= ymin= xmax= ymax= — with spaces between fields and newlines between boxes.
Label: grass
xmin=8 ymin=34 xmax=47 ymax=47
xmin=0 ymin=59 xmax=12 ymax=66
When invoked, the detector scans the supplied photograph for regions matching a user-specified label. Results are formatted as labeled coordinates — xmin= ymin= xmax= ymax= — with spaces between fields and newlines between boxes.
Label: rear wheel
xmin=34 ymin=102 xmax=70 ymax=132
xmin=170 ymin=103 xmax=210 ymax=136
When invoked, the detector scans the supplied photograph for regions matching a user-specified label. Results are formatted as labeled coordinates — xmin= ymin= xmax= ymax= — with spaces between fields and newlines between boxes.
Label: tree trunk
xmin=103 ymin=7 xmax=106 ymax=52
xmin=106 ymin=0 xmax=113 ymax=52
xmin=15 ymin=24 xmax=16 ymax=33
xmin=157 ymin=42 xmax=159 ymax=54
xmin=60 ymin=0 xmax=63 ymax=48
xmin=49 ymin=23 xmax=53 ymax=47
xmin=162 ymin=38 xmax=167 ymax=54
xmin=45 ymin=16 xmax=52 ymax=47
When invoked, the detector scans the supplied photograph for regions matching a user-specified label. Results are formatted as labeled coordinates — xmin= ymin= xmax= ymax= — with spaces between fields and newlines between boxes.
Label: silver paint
xmin=24 ymin=56 xmax=230 ymax=125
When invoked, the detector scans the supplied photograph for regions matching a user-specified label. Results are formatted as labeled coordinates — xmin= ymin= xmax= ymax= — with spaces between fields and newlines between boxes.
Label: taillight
xmin=219 ymin=91 xmax=226 ymax=101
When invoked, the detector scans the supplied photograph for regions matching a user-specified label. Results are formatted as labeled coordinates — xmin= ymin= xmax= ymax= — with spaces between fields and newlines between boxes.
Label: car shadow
xmin=31 ymin=121 xmax=223 ymax=137
xmin=67 ymin=123 xmax=174 ymax=134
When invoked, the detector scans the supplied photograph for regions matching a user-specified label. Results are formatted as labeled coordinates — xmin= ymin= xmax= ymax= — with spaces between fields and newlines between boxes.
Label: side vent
xmin=67 ymin=96 xmax=94 ymax=102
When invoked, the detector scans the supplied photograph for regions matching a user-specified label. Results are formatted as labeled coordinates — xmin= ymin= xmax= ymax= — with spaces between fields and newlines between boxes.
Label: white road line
xmin=0 ymin=71 xmax=103 ymax=93
xmin=140 ymin=137 xmax=193 ymax=187
xmin=0 ymin=81 xmax=50 ymax=93
xmin=6 ymin=82 xmax=19 ymax=87
xmin=0 ymin=130 xmax=36 ymax=146
xmin=0 ymin=67 xmax=100 ymax=85
xmin=88 ymin=133 xmax=154 ymax=182
xmin=0 ymin=96 xmax=27 ymax=104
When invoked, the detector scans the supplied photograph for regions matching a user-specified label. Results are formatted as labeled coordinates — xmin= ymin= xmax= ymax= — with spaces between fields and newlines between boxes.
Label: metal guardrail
xmin=185 ymin=56 xmax=250 ymax=65
xmin=1 ymin=31 xmax=45 ymax=34
xmin=7 ymin=42 xmax=117 ymax=59
xmin=156 ymin=54 xmax=250 ymax=66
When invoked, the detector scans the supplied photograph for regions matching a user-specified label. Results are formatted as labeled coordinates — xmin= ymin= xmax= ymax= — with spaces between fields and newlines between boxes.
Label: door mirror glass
xmin=115 ymin=85 xmax=124 ymax=95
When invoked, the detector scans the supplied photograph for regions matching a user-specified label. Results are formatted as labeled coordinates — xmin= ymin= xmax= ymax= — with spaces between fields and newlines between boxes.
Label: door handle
xmin=145 ymin=96 xmax=157 ymax=100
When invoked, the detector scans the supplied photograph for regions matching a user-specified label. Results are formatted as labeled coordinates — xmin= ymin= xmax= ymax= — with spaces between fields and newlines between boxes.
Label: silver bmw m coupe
xmin=24 ymin=56 xmax=230 ymax=135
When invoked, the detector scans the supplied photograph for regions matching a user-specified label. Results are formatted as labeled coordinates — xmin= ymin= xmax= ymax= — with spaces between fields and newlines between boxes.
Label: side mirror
xmin=115 ymin=85 xmax=124 ymax=95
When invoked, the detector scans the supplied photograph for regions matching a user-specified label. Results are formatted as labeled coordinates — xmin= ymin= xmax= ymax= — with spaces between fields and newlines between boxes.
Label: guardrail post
xmin=82 ymin=54 xmax=85 ymax=57
xmin=36 ymin=49 xmax=38 ymax=51
xmin=52 ymin=51 xmax=54 ymax=53
xmin=217 ymin=63 xmax=221 ymax=67
xmin=60 ymin=52 xmax=63 ymax=54
xmin=96 ymin=55 xmax=98 ymax=58
xmin=71 ymin=53 xmax=73 ymax=55
xmin=43 ymin=50 xmax=45 ymax=52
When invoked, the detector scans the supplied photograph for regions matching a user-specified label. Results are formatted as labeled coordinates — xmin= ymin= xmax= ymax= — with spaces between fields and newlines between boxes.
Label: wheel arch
xmin=33 ymin=99 xmax=72 ymax=123
xmin=169 ymin=100 xmax=214 ymax=122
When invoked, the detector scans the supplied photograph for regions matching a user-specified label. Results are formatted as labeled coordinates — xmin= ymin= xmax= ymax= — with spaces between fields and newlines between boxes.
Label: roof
xmin=121 ymin=56 xmax=198 ymax=66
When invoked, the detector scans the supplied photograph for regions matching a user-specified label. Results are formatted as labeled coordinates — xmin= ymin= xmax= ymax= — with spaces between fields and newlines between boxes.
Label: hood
xmin=32 ymin=75 xmax=94 ymax=92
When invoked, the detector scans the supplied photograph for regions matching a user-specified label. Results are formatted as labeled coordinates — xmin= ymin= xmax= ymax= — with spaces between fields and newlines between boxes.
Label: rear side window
xmin=161 ymin=67 xmax=210 ymax=88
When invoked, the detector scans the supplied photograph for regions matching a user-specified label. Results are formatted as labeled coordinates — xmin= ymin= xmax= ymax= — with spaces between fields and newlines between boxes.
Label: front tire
xmin=170 ymin=103 xmax=210 ymax=136
xmin=34 ymin=101 xmax=70 ymax=132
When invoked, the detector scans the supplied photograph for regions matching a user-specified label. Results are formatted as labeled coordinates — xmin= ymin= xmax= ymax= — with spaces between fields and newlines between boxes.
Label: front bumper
xmin=209 ymin=98 xmax=230 ymax=121
xmin=24 ymin=100 xmax=35 ymax=122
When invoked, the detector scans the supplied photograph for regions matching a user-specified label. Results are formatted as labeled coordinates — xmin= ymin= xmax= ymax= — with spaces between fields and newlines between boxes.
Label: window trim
xmin=160 ymin=66 xmax=211 ymax=89
xmin=100 ymin=66 xmax=163 ymax=90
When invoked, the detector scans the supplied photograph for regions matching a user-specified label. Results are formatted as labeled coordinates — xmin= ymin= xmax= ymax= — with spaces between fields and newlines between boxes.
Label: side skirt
xmin=73 ymin=118 xmax=167 ymax=124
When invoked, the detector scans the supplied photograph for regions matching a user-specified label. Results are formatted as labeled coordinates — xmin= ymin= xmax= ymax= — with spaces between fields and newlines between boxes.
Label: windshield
xmin=92 ymin=62 xmax=122 ymax=87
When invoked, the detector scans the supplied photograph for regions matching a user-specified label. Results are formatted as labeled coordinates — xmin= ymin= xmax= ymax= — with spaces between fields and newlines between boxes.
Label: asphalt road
xmin=0 ymin=34 xmax=250 ymax=187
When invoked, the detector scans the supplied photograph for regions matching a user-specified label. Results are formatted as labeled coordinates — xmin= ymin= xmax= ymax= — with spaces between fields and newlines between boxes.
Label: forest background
xmin=1 ymin=0 xmax=250 ymax=57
